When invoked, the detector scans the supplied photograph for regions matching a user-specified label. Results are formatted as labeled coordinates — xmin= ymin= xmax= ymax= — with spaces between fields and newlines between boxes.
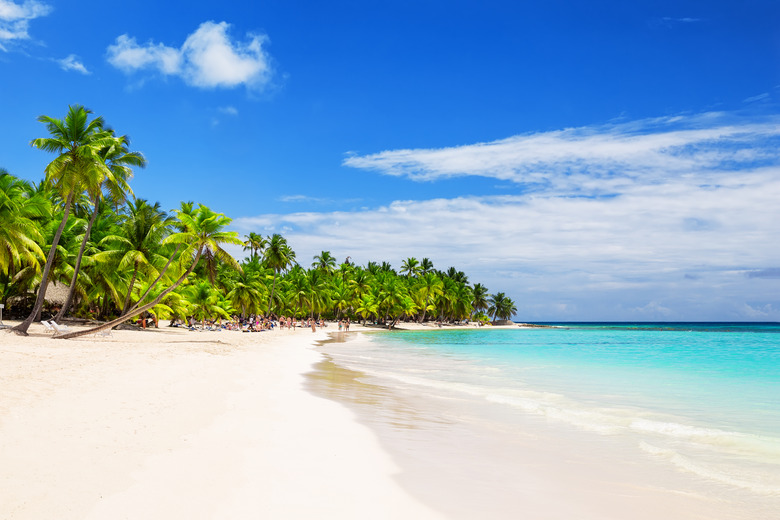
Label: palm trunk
xmin=418 ymin=296 xmax=429 ymax=323
xmin=54 ymin=247 xmax=203 ymax=339
xmin=128 ymin=244 xmax=181 ymax=312
xmin=35 ymin=278 xmax=51 ymax=322
xmin=266 ymin=271 xmax=278 ymax=316
xmin=55 ymin=194 xmax=100 ymax=322
xmin=12 ymin=192 xmax=73 ymax=335
xmin=121 ymin=263 xmax=139 ymax=316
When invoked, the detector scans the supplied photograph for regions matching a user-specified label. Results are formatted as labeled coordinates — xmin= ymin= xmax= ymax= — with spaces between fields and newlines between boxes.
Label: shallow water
xmin=311 ymin=324 xmax=780 ymax=519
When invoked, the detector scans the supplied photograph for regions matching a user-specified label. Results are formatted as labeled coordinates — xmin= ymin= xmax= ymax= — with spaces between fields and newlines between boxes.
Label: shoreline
xmin=0 ymin=320 xmax=442 ymax=519
xmin=310 ymin=329 xmax=778 ymax=520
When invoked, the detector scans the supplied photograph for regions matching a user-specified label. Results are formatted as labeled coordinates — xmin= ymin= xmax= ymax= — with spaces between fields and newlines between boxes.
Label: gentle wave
xmin=349 ymin=362 xmax=780 ymax=465
xmin=639 ymin=442 xmax=780 ymax=496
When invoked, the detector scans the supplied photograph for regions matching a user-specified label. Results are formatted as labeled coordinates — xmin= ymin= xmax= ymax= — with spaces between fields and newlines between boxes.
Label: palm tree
xmin=471 ymin=283 xmax=489 ymax=318
xmin=415 ymin=271 xmax=443 ymax=323
xmin=0 ymin=170 xmax=47 ymax=284
xmin=12 ymin=105 xmax=117 ymax=335
xmin=54 ymin=134 xmax=145 ymax=321
xmin=420 ymin=257 xmax=434 ymax=274
xmin=400 ymin=257 xmax=420 ymax=278
xmin=312 ymin=250 xmax=337 ymax=273
xmin=56 ymin=204 xmax=242 ymax=338
xmin=488 ymin=292 xmax=518 ymax=323
xmin=95 ymin=199 xmax=171 ymax=316
xmin=263 ymin=233 xmax=296 ymax=315
xmin=243 ymin=232 xmax=266 ymax=261
xmin=184 ymin=280 xmax=230 ymax=326
xmin=226 ymin=268 xmax=267 ymax=319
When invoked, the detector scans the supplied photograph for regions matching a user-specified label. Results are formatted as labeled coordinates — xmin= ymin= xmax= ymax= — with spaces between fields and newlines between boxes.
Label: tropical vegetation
xmin=2 ymin=105 xmax=517 ymax=337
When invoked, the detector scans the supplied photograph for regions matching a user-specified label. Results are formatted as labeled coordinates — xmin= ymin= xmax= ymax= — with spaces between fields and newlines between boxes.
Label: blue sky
xmin=2 ymin=0 xmax=779 ymax=321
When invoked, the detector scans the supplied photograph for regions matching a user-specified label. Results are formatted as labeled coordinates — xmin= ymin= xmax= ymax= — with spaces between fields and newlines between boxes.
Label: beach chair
xmin=42 ymin=320 xmax=56 ymax=333
xmin=93 ymin=328 xmax=112 ymax=338
xmin=50 ymin=321 xmax=71 ymax=334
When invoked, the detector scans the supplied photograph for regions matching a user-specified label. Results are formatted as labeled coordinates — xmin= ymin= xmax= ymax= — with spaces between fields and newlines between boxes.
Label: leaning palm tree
xmin=54 ymin=134 xmax=145 ymax=321
xmin=55 ymin=204 xmax=242 ymax=339
xmin=12 ymin=105 xmax=117 ymax=335
xmin=263 ymin=233 xmax=296 ymax=315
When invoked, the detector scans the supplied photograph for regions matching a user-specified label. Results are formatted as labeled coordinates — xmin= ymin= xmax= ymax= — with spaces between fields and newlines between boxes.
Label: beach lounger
xmin=42 ymin=320 xmax=56 ymax=333
xmin=50 ymin=321 xmax=71 ymax=334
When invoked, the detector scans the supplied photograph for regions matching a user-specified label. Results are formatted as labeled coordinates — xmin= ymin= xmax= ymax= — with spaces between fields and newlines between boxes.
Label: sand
xmin=0 ymin=320 xmax=443 ymax=519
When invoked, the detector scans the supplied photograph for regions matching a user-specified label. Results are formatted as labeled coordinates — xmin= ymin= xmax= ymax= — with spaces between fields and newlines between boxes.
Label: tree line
xmin=1 ymin=105 xmax=518 ymax=338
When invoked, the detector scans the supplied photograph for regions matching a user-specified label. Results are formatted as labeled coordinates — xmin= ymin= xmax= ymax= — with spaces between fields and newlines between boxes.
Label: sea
xmin=312 ymin=322 xmax=780 ymax=518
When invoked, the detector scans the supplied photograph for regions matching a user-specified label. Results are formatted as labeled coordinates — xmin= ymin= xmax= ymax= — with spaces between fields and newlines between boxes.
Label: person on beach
xmin=311 ymin=320 xmax=316 ymax=333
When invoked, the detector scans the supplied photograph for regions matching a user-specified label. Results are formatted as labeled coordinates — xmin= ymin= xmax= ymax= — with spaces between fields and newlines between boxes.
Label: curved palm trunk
xmin=129 ymin=244 xmax=181 ymax=313
xmin=55 ymin=194 xmax=100 ymax=322
xmin=11 ymin=192 xmax=74 ymax=335
xmin=54 ymin=248 xmax=203 ymax=339
xmin=121 ymin=263 xmax=139 ymax=316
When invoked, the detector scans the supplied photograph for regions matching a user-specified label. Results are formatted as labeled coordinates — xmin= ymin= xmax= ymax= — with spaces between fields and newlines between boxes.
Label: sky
xmin=1 ymin=0 xmax=779 ymax=321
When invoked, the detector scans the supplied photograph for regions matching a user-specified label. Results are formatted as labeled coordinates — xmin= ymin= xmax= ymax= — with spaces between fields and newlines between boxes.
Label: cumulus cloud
xmin=236 ymin=113 xmax=780 ymax=321
xmin=0 ymin=0 xmax=51 ymax=50
xmin=106 ymin=21 xmax=272 ymax=90
xmin=57 ymin=54 xmax=89 ymax=74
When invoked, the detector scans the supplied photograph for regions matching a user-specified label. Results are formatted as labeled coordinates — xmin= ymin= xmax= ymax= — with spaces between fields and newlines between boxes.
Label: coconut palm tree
xmin=184 ymin=280 xmax=231 ymax=327
xmin=471 ymin=283 xmax=489 ymax=318
xmin=243 ymin=232 xmax=266 ymax=261
xmin=488 ymin=292 xmax=518 ymax=323
xmin=226 ymin=268 xmax=266 ymax=319
xmin=56 ymin=204 xmax=242 ymax=338
xmin=415 ymin=271 xmax=443 ymax=323
xmin=418 ymin=258 xmax=433 ymax=274
xmin=95 ymin=199 xmax=172 ymax=316
xmin=12 ymin=105 xmax=117 ymax=335
xmin=263 ymin=233 xmax=296 ymax=315
xmin=54 ymin=134 xmax=145 ymax=321
xmin=312 ymin=250 xmax=337 ymax=273
xmin=0 ymin=170 xmax=47 ymax=283
xmin=400 ymin=257 xmax=420 ymax=278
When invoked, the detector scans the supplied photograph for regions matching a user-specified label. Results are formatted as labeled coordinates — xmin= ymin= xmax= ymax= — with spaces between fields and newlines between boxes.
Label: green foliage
xmin=5 ymin=106 xmax=519 ymax=330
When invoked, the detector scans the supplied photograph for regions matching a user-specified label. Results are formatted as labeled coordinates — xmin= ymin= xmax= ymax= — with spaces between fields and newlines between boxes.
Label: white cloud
xmin=0 ymin=0 xmax=51 ymax=50
xmin=106 ymin=21 xmax=272 ymax=90
xmin=57 ymin=54 xmax=89 ymax=74
xmin=234 ymin=113 xmax=780 ymax=321
xmin=343 ymin=114 xmax=780 ymax=196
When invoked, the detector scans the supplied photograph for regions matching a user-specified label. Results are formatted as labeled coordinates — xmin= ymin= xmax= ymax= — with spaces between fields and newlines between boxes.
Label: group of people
xmin=169 ymin=315 xmax=353 ymax=334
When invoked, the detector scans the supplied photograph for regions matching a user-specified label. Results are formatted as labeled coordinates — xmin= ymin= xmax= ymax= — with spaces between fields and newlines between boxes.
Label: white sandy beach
xmin=0 ymin=320 xmax=443 ymax=519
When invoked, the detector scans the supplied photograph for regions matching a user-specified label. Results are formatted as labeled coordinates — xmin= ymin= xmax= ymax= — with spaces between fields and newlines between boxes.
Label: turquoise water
xmin=326 ymin=323 xmax=780 ymax=496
